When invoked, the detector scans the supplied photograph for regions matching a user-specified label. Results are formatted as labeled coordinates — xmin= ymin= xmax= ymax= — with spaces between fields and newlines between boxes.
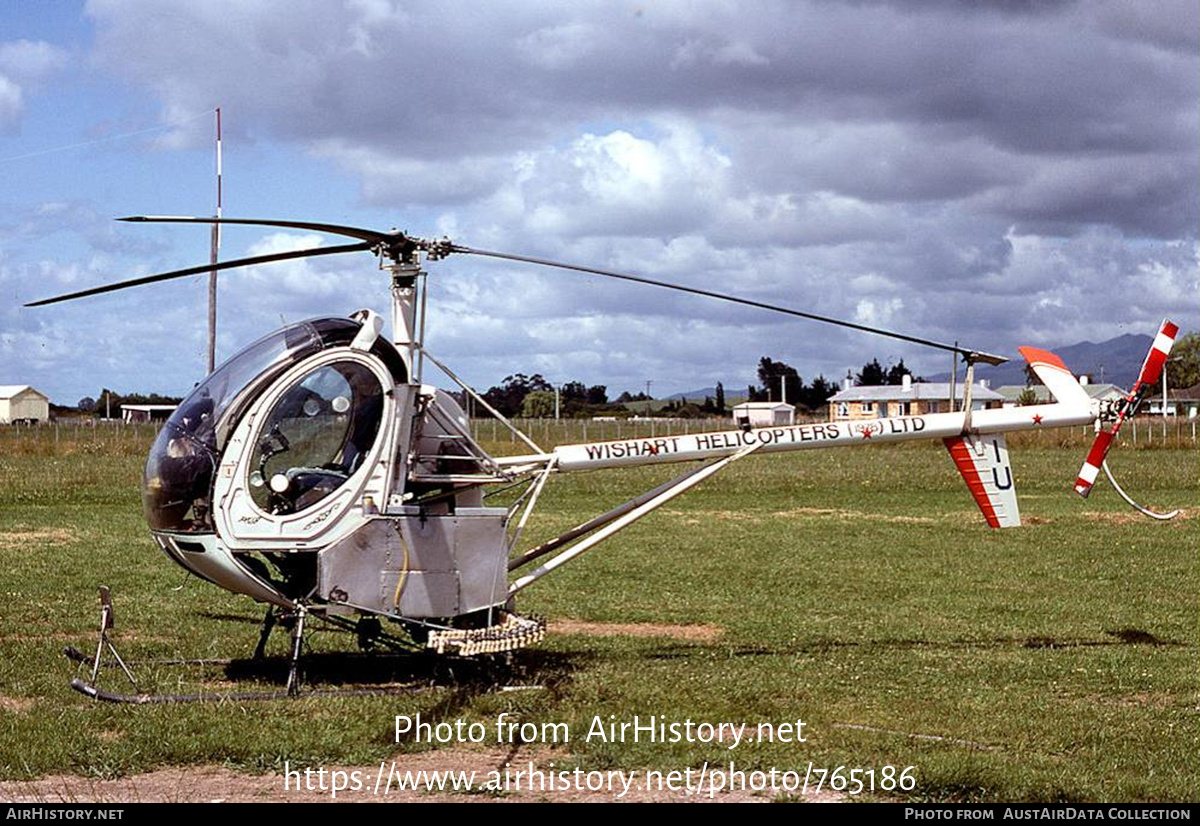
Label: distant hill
xmin=667 ymin=384 xmax=746 ymax=402
xmin=926 ymin=333 xmax=1154 ymax=390
xmin=663 ymin=334 xmax=1159 ymax=400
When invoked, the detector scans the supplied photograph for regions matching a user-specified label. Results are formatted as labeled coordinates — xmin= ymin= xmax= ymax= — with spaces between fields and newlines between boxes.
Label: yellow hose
xmin=392 ymin=527 xmax=411 ymax=611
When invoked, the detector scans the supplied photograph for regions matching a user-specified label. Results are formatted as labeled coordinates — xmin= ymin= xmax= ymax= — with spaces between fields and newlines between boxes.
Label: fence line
xmin=3 ymin=415 xmax=1197 ymax=451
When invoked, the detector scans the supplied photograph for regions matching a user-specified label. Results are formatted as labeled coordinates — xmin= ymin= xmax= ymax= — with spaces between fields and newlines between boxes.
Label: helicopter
xmin=27 ymin=215 xmax=1180 ymax=702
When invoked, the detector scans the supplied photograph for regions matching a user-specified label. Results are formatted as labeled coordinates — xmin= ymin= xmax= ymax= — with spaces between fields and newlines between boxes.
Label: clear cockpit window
xmin=142 ymin=322 xmax=325 ymax=532
xmin=248 ymin=362 xmax=384 ymax=515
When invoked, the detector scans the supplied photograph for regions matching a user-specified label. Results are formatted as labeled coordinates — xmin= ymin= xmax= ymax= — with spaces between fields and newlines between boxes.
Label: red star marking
xmin=1031 ymin=414 xmax=1044 ymax=425
xmin=860 ymin=428 xmax=874 ymax=440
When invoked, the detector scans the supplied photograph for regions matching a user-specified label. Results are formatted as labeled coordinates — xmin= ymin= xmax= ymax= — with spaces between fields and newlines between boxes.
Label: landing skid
xmin=68 ymin=677 xmax=431 ymax=704
xmin=63 ymin=645 xmax=233 ymax=668
xmin=66 ymin=586 xmax=543 ymax=704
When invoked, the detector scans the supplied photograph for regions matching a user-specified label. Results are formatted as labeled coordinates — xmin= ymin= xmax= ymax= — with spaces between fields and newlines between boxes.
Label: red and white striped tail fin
xmin=944 ymin=433 xmax=1021 ymax=528
xmin=1017 ymin=346 xmax=1089 ymax=409
xmin=1073 ymin=319 xmax=1178 ymax=498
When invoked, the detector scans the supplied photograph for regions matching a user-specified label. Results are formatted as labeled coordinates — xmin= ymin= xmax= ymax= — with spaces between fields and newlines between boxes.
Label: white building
xmin=120 ymin=404 xmax=177 ymax=423
xmin=732 ymin=401 xmax=795 ymax=427
xmin=828 ymin=376 xmax=1003 ymax=421
xmin=0 ymin=385 xmax=51 ymax=424
xmin=996 ymin=381 xmax=1126 ymax=409
xmin=1148 ymin=384 xmax=1200 ymax=419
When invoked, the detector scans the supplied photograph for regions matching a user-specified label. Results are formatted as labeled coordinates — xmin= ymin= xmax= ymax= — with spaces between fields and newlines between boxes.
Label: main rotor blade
xmin=25 ymin=241 xmax=373 ymax=307
xmin=119 ymin=215 xmax=401 ymax=246
xmin=453 ymin=246 xmax=1008 ymax=365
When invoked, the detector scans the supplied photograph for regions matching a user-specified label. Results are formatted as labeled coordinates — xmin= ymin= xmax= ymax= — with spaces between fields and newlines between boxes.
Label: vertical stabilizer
xmin=944 ymin=433 xmax=1021 ymax=528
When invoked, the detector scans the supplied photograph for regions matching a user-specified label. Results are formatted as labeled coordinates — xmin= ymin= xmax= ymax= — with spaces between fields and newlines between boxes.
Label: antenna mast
xmin=206 ymin=107 xmax=222 ymax=374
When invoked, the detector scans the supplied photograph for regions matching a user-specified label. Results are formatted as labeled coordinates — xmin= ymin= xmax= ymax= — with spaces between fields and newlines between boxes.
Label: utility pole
xmin=1163 ymin=357 xmax=1180 ymax=419
xmin=1163 ymin=363 xmax=1168 ymax=418
xmin=949 ymin=343 xmax=958 ymax=414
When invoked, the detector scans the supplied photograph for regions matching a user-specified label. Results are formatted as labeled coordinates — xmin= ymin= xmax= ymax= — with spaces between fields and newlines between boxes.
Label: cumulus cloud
xmin=84 ymin=1 xmax=1197 ymax=230
xmin=10 ymin=1 xmax=1197 ymax=401
xmin=0 ymin=39 xmax=68 ymax=79
xmin=0 ymin=39 xmax=68 ymax=131
xmin=0 ymin=76 xmax=21 ymax=129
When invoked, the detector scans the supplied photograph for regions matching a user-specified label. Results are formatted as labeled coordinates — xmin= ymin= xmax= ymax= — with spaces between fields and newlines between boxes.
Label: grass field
xmin=0 ymin=421 xmax=1196 ymax=802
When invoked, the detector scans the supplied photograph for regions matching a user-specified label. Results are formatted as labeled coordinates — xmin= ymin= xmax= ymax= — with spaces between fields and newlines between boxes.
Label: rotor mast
xmin=387 ymin=255 xmax=422 ymax=382
xmin=378 ymin=233 xmax=449 ymax=384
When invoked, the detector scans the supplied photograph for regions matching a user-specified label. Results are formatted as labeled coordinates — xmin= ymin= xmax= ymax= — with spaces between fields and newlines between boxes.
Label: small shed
xmin=0 ymin=385 xmax=51 ymax=424
xmin=732 ymin=401 xmax=795 ymax=427
xmin=121 ymin=404 xmax=178 ymax=423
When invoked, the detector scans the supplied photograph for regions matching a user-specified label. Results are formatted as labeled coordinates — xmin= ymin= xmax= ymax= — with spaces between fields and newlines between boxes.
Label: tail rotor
xmin=1073 ymin=319 xmax=1180 ymax=518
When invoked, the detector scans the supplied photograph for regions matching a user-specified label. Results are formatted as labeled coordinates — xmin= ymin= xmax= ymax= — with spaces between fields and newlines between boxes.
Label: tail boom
xmin=515 ymin=399 xmax=1092 ymax=473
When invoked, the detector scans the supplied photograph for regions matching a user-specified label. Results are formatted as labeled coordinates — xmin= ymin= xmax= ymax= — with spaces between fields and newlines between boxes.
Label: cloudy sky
xmin=2 ymin=1 xmax=1196 ymax=405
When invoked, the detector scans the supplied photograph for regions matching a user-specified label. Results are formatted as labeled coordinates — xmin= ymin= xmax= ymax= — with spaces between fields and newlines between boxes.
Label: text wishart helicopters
xmin=28 ymin=215 xmax=1180 ymax=702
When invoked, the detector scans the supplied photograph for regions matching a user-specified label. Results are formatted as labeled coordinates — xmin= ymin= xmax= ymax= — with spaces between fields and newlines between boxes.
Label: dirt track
xmin=0 ymin=746 xmax=845 ymax=803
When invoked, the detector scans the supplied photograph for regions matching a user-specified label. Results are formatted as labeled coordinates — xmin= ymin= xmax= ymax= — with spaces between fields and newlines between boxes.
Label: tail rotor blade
xmin=1135 ymin=320 xmax=1179 ymax=389
xmin=1074 ymin=430 xmax=1113 ymax=498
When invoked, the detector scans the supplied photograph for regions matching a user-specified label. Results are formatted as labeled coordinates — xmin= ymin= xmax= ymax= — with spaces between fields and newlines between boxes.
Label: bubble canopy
xmin=142 ymin=317 xmax=405 ymax=533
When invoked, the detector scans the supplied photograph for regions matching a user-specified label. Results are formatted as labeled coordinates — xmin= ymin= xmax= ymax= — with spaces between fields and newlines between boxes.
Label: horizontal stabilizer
xmin=944 ymin=434 xmax=1021 ymax=528
xmin=1017 ymin=347 xmax=1089 ymax=409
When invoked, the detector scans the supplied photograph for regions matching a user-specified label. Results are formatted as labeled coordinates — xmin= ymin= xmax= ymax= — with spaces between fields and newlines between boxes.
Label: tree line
xmin=474 ymin=355 xmax=919 ymax=419
xmin=478 ymin=374 xmax=619 ymax=419
xmin=744 ymin=357 xmax=915 ymax=412
xmin=77 ymin=389 xmax=184 ymax=414
xmin=67 ymin=332 xmax=1200 ymax=418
